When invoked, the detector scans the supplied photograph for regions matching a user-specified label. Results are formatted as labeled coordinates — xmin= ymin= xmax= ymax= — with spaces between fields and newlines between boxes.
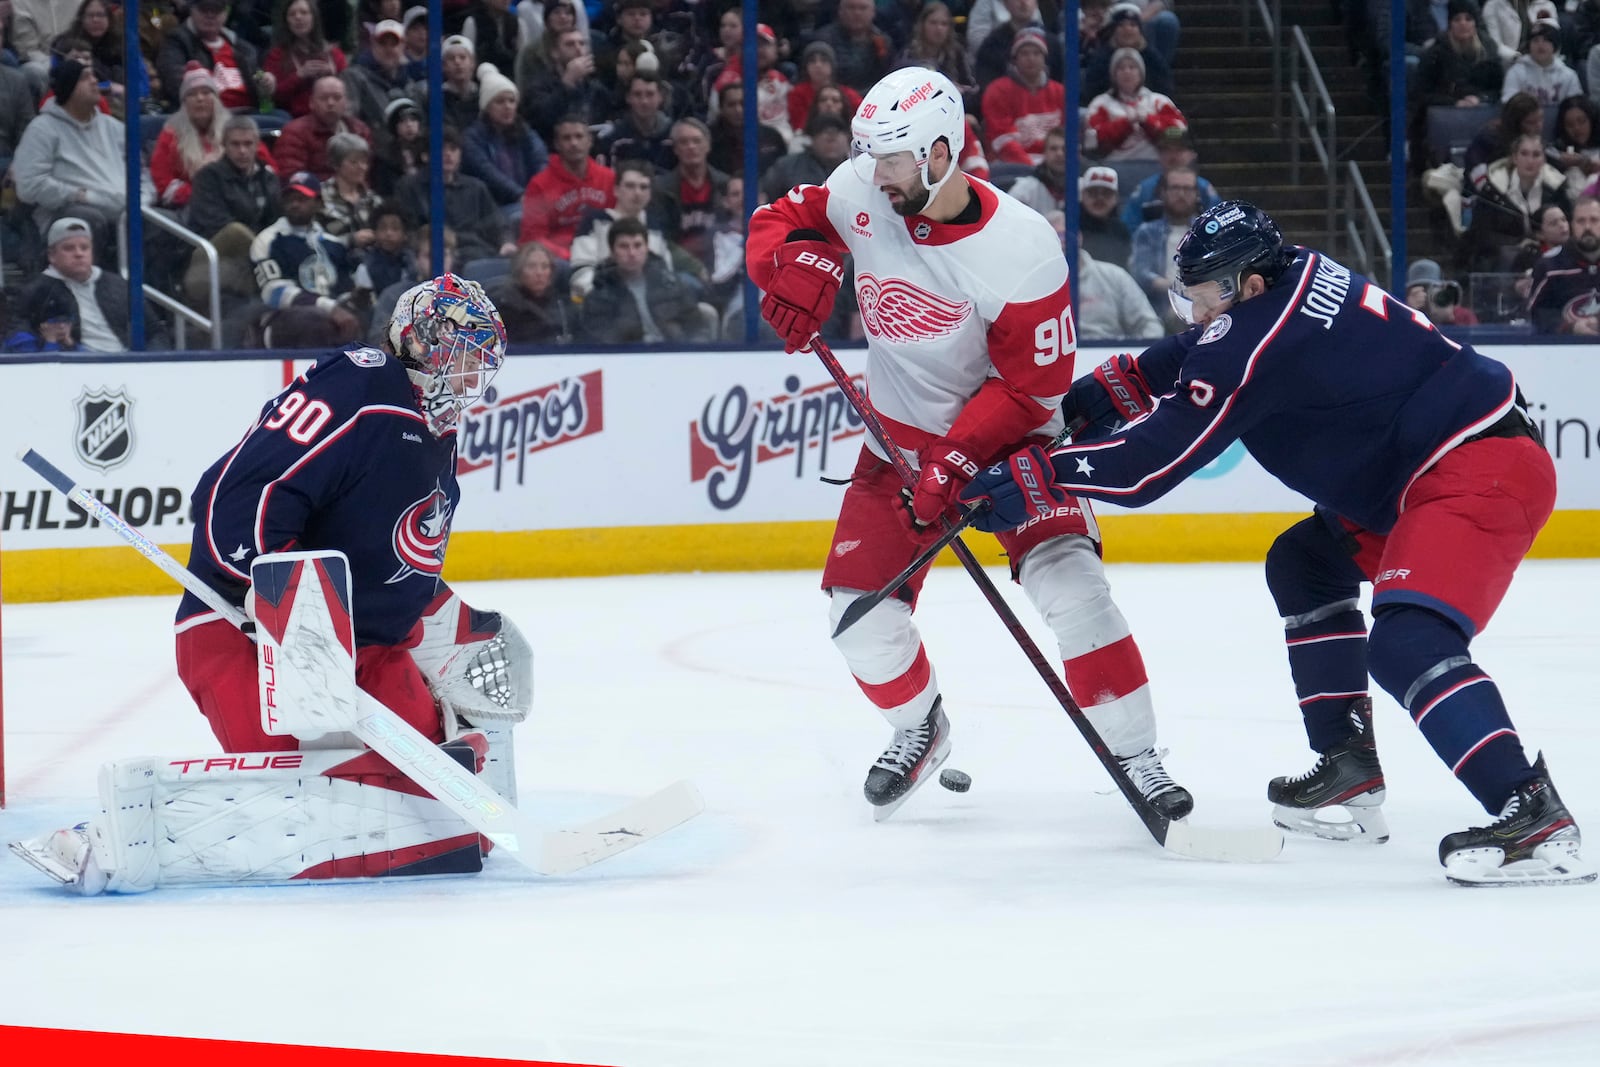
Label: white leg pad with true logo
xmin=9 ymin=747 xmax=486 ymax=894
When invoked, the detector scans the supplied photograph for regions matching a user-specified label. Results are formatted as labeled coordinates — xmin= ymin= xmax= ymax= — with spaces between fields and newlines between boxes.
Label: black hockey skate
xmin=1440 ymin=754 xmax=1596 ymax=887
xmin=1117 ymin=748 xmax=1194 ymax=820
xmin=864 ymin=699 xmax=951 ymax=822
xmin=1267 ymin=697 xmax=1388 ymax=843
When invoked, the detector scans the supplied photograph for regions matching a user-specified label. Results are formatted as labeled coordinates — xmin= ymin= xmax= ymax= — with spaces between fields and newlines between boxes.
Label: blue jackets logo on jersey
xmin=386 ymin=482 xmax=453 ymax=584
xmin=74 ymin=387 xmax=135 ymax=472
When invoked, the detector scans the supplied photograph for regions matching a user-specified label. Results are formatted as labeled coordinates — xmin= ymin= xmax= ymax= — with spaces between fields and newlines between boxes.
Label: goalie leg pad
xmin=11 ymin=745 xmax=489 ymax=893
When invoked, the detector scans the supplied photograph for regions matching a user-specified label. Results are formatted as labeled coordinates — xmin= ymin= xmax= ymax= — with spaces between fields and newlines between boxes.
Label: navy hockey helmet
xmin=1169 ymin=200 xmax=1294 ymax=324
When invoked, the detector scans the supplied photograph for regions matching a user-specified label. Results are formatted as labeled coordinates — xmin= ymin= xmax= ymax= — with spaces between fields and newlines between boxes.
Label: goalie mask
xmin=387 ymin=273 xmax=508 ymax=436
xmin=850 ymin=67 xmax=965 ymax=208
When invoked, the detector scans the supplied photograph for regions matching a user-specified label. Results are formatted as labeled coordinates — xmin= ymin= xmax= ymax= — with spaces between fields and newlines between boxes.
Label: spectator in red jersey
xmin=156 ymin=0 xmax=275 ymax=113
xmin=1085 ymin=47 xmax=1187 ymax=162
xmin=981 ymin=28 xmax=1065 ymax=167
xmin=274 ymin=75 xmax=373 ymax=182
xmin=519 ymin=115 xmax=615 ymax=259
xmin=261 ymin=0 xmax=347 ymax=119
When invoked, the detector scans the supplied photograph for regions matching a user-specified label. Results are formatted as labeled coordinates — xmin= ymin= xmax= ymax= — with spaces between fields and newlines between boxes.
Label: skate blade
xmin=1272 ymin=803 xmax=1390 ymax=844
xmin=7 ymin=838 xmax=78 ymax=886
xmin=870 ymin=741 xmax=951 ymax=824
xmin=1444 ymin=841 xmax=1599 ymax=888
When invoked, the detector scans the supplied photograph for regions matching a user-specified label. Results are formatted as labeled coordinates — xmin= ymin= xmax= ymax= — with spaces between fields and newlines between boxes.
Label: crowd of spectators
xmin=0 ymin=0 xmax=1204 ymax=352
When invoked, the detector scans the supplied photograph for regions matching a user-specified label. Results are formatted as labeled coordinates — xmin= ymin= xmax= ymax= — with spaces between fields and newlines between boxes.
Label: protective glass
xmin=850 ymin=142 xmax=920 ymax=186
xmin=1168 ymin=275 xmax=1238 ymax=326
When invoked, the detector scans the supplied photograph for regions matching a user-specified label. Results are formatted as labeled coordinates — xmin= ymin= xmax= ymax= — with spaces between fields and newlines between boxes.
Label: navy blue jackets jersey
xmin=177 ymin=348 xmax=459 ymax=646
xmin=1060 ymin=249 xmax=1519 ymax=533
xmin=249 ymin=217 xmax=354 ymax=309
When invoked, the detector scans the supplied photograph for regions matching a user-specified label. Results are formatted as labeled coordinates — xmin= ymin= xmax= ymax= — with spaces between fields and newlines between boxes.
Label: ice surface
xmin=2 ymin=561 xmax=1597 ymax=1066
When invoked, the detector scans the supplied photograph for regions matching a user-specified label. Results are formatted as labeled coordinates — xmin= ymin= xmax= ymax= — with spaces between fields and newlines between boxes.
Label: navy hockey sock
xmin=1367 ymin=606 xmax=1533 ymax=813
xmin=1265 ymin=515 xmax=1370 ymax=751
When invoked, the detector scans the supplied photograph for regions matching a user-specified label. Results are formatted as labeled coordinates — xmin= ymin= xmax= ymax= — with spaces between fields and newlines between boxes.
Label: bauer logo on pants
xmin=73 ymin=387 xmax=135 ymax=472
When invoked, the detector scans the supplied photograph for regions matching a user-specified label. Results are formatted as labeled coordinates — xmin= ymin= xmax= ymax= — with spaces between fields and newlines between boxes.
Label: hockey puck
xmin=939 ymin=768 xmax=972 ymax=793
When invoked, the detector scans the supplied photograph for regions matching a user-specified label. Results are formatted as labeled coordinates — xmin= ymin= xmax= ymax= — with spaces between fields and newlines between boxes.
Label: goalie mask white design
xmin=387 ymin=273 xmax=508 ymax=437
xmin=849 ymin=67 xmax=966 ymax=203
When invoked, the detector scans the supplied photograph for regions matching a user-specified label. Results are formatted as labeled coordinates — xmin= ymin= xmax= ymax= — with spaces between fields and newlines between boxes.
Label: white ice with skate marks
xmin=2 ymin=562 xmax=1598 ymax=1065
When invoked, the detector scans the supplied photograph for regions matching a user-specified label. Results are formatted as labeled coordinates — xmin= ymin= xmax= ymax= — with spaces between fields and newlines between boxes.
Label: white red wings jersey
xmin=748 ymin=162 xmax=1076 ymax=464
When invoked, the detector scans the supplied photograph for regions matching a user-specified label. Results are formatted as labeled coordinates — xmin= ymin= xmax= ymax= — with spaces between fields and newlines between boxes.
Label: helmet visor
xmin=850 ymin=142 xmax=921 ymax=186
xmin=1168 ymin=275 xmax=1238 ymax=326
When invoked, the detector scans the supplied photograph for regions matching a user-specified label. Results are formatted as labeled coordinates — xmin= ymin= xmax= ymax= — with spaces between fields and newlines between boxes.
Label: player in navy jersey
xmin=177 ymin=273 xmax=509 ymax=756
xmin=961 ymin=201 xmax=1593 ymax=887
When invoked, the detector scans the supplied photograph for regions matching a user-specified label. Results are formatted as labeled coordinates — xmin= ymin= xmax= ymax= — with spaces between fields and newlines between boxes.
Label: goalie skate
xmin=1441 ymin=754 xmax=1597 ymax=888
xmin=864 ymin=699 xmax=950 ymax=822
xmin=9 ymin=823 xmax=109 ymax=895
xmin=1268 ymin=697 xmax=1389 ymax=843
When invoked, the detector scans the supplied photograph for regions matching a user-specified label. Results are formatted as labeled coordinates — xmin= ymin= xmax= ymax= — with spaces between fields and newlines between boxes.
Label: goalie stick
xmin=15 ymin=448 xmax=704 ymax=877
xmin=806 ymin=339 xmax=1282 ymax=863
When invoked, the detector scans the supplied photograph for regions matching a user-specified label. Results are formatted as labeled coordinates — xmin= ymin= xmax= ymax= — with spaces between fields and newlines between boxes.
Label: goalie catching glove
xmin=411 ymin=588 xmax=533 ymax=726
xmin=760 ymin=237 xmax=845 ymax=353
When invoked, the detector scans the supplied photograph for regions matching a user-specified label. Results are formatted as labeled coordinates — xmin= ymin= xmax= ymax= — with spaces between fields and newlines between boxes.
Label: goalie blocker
xmin=11 ymin=550 xmax=535 ymax=894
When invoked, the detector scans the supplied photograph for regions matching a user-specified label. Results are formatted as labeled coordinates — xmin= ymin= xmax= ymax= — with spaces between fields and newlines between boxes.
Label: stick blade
xmin=1159 ymin=819 xmax=1285 ymax=863
xmin=831 ymin=594 xmax=883 ymax=639
xmin=537 ymin=780 xmax=706 ymax=875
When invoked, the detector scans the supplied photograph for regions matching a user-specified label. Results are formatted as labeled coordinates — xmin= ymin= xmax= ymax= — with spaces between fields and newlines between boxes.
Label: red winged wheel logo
xmin=856 ymin=273 xmax=973 ymax=343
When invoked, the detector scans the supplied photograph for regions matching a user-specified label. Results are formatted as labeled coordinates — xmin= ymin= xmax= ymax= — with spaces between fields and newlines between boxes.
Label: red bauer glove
xmin=760 ymin=240 xmax=845 ymax=353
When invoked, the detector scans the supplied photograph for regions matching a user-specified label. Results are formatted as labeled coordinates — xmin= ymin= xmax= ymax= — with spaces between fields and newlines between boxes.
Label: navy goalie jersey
xmin=177 ymin=347 xmax=460 ymax=646
xmin=1061 ymin=249 xmax=1520 ymax=533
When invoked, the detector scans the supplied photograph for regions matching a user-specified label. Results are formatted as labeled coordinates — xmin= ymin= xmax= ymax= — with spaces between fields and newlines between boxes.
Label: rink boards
xmin=1 ymin=344 xmax=1597 ymax=601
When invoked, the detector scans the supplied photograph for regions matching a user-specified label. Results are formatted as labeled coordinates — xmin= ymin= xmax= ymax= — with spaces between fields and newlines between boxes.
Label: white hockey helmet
xmin=849 ymin=67 xmax=966 ymax=200
xmin=387 ymin=272 xmax=507 ymax=436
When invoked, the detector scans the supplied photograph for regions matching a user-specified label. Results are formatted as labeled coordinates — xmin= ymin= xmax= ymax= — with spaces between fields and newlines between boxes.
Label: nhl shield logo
xmin=74 ymin=387 xmax=135 ymax=471
xmin=913 ymin=221 xmax=932 ymax=239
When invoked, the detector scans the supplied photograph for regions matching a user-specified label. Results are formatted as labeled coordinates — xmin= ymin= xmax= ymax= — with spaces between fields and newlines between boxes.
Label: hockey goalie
xmin=11 ymin=275 xmax=535 ymax=894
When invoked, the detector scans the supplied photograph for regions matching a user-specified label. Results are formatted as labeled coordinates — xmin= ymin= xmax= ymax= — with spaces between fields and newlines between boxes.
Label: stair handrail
xmin=119 ymin=208 xmax=223 ymax=350
xmin=1286 ymin=24 xmax=1338 ymax=246
xmin=1343 ymin=159 xmax=1392 ymax=289
xmin=1241 ymin=0 xmax=1283 ymax=128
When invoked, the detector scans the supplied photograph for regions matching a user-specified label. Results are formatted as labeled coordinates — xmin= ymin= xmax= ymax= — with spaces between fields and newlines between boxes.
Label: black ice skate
xmin=1267 ymin=697 xmax=1389 ymax=843
xmin=864 ymin=699 xmax=951 ymax=822
xmin=1117 ymin=747 xmax=1194 ymax=820
xmin=1440 ymin=754 xmax=1596 ymax=887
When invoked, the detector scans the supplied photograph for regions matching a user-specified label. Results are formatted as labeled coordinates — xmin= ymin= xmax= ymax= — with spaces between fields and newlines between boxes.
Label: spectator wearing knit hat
xmin=974 ymin=0 xmax=1067 ymax=88
xmin=404 ymin=34 xmax=479 ymax=134
xmin=261 ymin=0 xmax=348 ymax=119
xmin=3 ymin=277 xmax=84 ymax=354
xmin=151 ymin=63 xmax=232 ymax=209
xmin=1502 ymin=22 xmax=1580 ymax=105
xmin=370 ymin=96 xmax=424 ymax=197
xmin=1085 ymin=47 xmax=1188 ymax=162
xmin=156 ymin=0 xmax=274 ymax=113
xmin=981 ymin=27 xmax=1066 ymax=167
xmin=1082 ymin=2 xmax=1174 ymax=100
xmin=461 ymin=62 xmax=549 ymax=226
xmin=12 ymin=58 xmax=130 ymax=263
xmin=342 ymin=17 xmax=413 ymax=128
xmin=1414 ymin=0 xmax=1505 ymax=111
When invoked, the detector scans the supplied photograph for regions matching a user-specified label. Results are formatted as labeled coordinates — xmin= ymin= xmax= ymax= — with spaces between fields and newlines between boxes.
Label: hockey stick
xmin=830 ymin=417 xmax=1085 ymax=640
xmin=15 ymin=448 xmax=704 ymax=877
xmin=807 ymin=340 xmax=1281 ymax=863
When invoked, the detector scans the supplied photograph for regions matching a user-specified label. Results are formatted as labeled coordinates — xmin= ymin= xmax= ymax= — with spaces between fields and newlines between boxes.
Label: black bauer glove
xmin=957 ymin=444 xmax=1072 ymax=533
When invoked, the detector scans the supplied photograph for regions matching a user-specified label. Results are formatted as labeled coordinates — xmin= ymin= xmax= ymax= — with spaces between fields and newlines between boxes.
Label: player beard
xmin=886 ymin=181 xmax=932 ymax=217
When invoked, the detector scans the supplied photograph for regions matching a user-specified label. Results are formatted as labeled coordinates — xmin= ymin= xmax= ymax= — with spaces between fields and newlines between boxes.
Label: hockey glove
xmin=904 ymin=438 xmax=983 ymax=530
xmin=958 ymin=445 xmax=1072 ymax=533
xmin=760 ymin=239 xmax=845 ymax=353
xmin=1064 ymin=353 xmax=1154 ymax=432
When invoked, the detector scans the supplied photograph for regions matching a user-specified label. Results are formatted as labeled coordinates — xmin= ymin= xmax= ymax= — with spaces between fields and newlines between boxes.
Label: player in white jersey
xmin=747 ymin=68 xmax=1191 ymax=820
